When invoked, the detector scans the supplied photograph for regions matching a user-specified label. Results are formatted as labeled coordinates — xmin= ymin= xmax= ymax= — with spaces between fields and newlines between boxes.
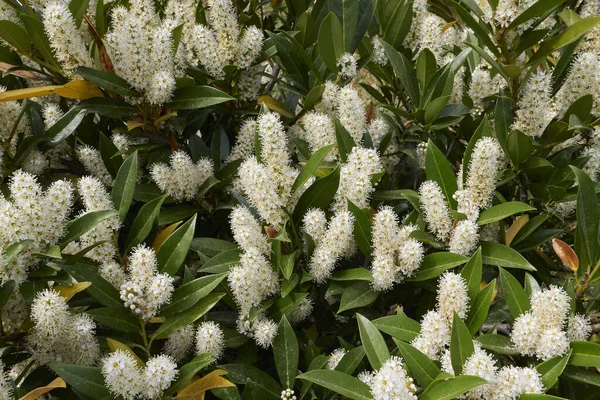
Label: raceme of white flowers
xmin=411 ymin=272 xmax=469 ymax=360
xmin=163 ymin=320 xmax=226 ymax=363
xmin=370 ymin=206 xmax=424 ymax=291
xmin=101 ymin=350 xmax=178 ymax=399
xmin=359 ymin=356 xmax=418 ymax=400
xmin=0 ymin=170 xmax=73 ymax=285
xmin=28 ymin=289 xmax=100 ymax=365
xmin=118 ymin=245 xmax=175 ymax=320
xmin=511 ymin=285 xmax=591 ymax=360
xmin=77 ymin=145 xmax=114 ymax=186
xmin=150 ymin=150 xmax=214 ymax=202
xmin=169 ymin=0 xmax=264 ymax=80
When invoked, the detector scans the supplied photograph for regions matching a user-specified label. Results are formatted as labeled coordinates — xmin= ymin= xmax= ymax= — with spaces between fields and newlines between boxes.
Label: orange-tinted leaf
xmin=505 ymin=215 xmax=529 ymax=246
xmin=175 ymin=369 xmax=235 ymax=400
xmin=19 ymin=378 xmax=66 ymax=400
xmin=552 ymin=238 xmax=579 ymax=272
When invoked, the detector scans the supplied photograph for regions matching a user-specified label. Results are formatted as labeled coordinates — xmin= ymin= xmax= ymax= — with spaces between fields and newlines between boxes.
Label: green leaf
xmin=507 ymin=130 xmax=533 ymax=167
xmin=466 ymin=279 xmax=496 ymax=334
xmin=348 ymin=201 xmax=372 ymax=258
xmin=477 ymin=202 xmax=535 ymax=225
xmin=125 ymin=195 xmax=166 ymax=254
xmin=3 ymin=240 xmax=33 ymax=267
xmin=410 ymin=252 xmax=468 ymax=281
xmin=0 ymin=21 xmax=31 ymax=55
xmin=499 ymin=268 xmax=530 ymax=318
xmin=199 ymin=248 xmax=242 ymax=274
xmin=292 ymin=144 xmax=334 ymax=194
xmin=380 ymin=39 xmax=420 ymax=106
xmin=372 ymin=311 xmax=421 ymax=342
xmin=49 ymin=364 xmax=110 ymax=400
xmin=330 ymin=268 xmax=373 ymax=282
xmin=157 ymin=215 xmax=196 ymax=276
xmin=511 ymin=214 xmax=550 ymax=246
xmin=357 ymin=313 xmax=390 ymax=370
xmin=476 ymin=334 xmax=520 ymax=355
xmin=318 ymin=12 xmax=344 ymax=74
xmin=68 ymin=0 xmax=91 ymax=27
xmin=60 ymin=210 xmax=118 ymax=247
xmin=426 ymin=140 xmax=458 ymax=209
xmin=450 ymin=313 xmax=475 ymax=375
xmin=338 ymin=281 xmax=379 ymax=313
xmin=43 ymin=107 xmax=87 ymax=145
xmin=335 ymin=346 xmax=366 ymax=375
xmin=425 ymin=96 xmax=451 ymax=125
xmin=0 ymin=281 xmax=16 ymax=311
xmin=562 ymin=366 xmax=600 ymax=387
xmin=87 ymin=307 xmax=139 ymax=333
xmin=273 ymin=315 xmax=299 ymax=389
xmin=21 ymin=16 xmax=58 ymax=67
xmin=495 ymin=97 xmax=513 ymax=149
xmin=420 ymin=375 xmax=488 ymax=400
xmin=569 ymin=341 xmax=600 ymax=367
xmin=292 ymin=168 xmax=340 ymax=222
xmin=190 ymin=237 xmax=238 ymax=257
xmin=334 ymin=118 xmax=357 ymax=163
xmin=340 ymin=0 xmax=359 ymax=52
xmin=450 ymin=0 xmax=498 ymax=56
xmin=165 ymin=86 xmax=235 ymax=109
xmin=571 ymin=166 xmax=599 ymax=270
xmin=111 ymin=151 xmax=138 ymax=222
xmin=223 ymin=364 xmax=282 ymax=400
xmin=373 ymin=189 xmax=421 ymax=210
xmin=417 ymin=49 xmax=437 ymax=93
xmin=461 ymin=247 xmax=483 ymax=302
xmin=152 ymin=293 xmax=224 ymax=339
xmin=536 ymin=350 xmax=571 ymax=389
xmin=296 ymin=370 xmax=371 ymax=400
xmin=506 ymin=0 xmax=566 ymax=31
xmin=164 ymin=353 xmax=215 ymax=396
xmin=481 ymin=242 xmax=536 ymax=271
xmin=79 ymin=98 xmax=137 ymax=117
xmin=160 ymin=273 xmax=226 ymax=316
xmin=59 ymin=264 xmax=121 ymax=308
xmin=520 ymin=395 xmax=570 ymax=400
xmin=394 ymin=338 xmax=440 ymax=388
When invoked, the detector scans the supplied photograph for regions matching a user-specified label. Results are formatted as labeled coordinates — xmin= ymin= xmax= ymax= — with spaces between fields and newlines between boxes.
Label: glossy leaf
xmin=357 ymin=313 xmax=390 ymax=370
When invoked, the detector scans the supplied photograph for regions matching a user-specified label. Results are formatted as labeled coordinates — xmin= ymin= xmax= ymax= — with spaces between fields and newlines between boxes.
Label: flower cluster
xmin=28 ymin=289 xmax=100 ymax=365
xmin=227 ymin=206 xmax=279 ymax=346
xmin=333 ymin=146 xmax=382 ymax=213
xmin=102 ymin=350 xmax=178 ymax=399
xmin=77 ymin=145 xmax=113 ymax=186
xmin=513 ymin=71 xmax=557 ymax=138
xmin=511 ymin=286 xmax=590 ymax=360
xmin=304 ymin=209 xmax=355 ymax=283
xmin=337 ymin=53 xmax=358 ymax=79
xmin=359 ymin=356 xmax=418 ymax=400
xmin=0 ymin=171 xmax=73 ymax=284
xmin=105 ymin=0 xmax=186 ymax=104
xmin=150 ymin=151 xmax=214 ymax=202
xmin=326 ymin=348 xmax=347 ymax=370
xmin=370 ymin=206 xmax=424 ymax=291
xmin=411 ymin=272 xmax=469 ymax=359
xmin=118 ymin=245 xmax=175 ymax=320
xmin=170 ymin=0 xmax=264 ymax=80
xmin=164 ymin=321 xmax=225 ymax=363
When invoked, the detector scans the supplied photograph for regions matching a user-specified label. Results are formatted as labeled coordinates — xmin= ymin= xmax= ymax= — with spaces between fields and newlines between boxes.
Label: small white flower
xmin=327 ymin=348 xmax=347 ymax=370
xmin=196 ymin=321 xmax=225 ymax=360
xmin=337 ymin=53 xmax=357 ymax=78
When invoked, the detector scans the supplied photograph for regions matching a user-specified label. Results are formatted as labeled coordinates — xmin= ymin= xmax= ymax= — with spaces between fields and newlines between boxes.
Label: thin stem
xmin=139 ymin=320 xmax=151 ymax=359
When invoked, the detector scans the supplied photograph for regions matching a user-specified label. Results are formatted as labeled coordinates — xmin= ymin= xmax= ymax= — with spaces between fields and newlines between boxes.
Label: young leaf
xmin=450 ymin=313 xmax=475 ymax=375
xmin=499 ymin=268 xmax=531 ymax=319
xmin=273 ymin=315 xmax=299 ymax=389
xmin=357 ymin=313 xmax=390 ymax=370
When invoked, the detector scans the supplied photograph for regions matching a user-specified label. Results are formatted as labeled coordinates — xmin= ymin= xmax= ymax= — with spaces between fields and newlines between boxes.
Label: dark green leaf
xmin=426 ymin=140 xmax=458 ymax=209
xmin=461 ymin=247 xmax=483 ymax=302
xmin=499 ymin=268 xmax=530 ymax=319
xmin=49 ymin=364 xmax=110 ymax=400
xmin=394 ymin=338 xmax=440 ymax=388
xmin=59 ymin=264 xmax=121 ymax=308
xmin=357 ymin=313 xmax=390 ymax=370
xmin=111 ymin=151 xmax=138 ymax=222
xmin=87 ymin=307 xmax=139 ymax=332
xmin=318 ymin=12 xmax=344 ymax=74
xmin=152 ymin=293 xmax=224 ymax=339
xmin=420 ymin=375 xmax=488 ymax=400
xmin=451 ymin=313 xmax=475 ymax=375
xmin=297 ymin=370 xmax=371 ymax=400
xmin=160 ymin=273 xmax=226 ymax=316
xmin=273 ymin=315 xmax=299 ymax=389
xmin=481 ymin=242 xmax=536 ymax=271
xmin=61 ymin=210 xmax=118 ymax=247
xmin=125 ymin=195 xmax=166 ymax=253
xmin=44 ymin=107 xmax=87 ymax=145
xmin=478 ymin=202 xmax=535 ymax=225
xmin=410 ymin=252 xmax=468 ymax=281
xmin=164 ymin=353 xmax=214 ymax=396
xmin=292 ymin=168 xmax=340 ymax=222
xmin=157 ymin=215 xmax=196 ymax=276
xmin=338 ymin=281 xmax=378 ymax=313
xmin=466 ymin=279 xmax=496 ymax=334
xmin=380 ymin=39 xmax=420 ymax=106
xmin=165 ymin=86 xmax=235 ymax=109
xmin=536 ymin=350 xmax=571 ymax=389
